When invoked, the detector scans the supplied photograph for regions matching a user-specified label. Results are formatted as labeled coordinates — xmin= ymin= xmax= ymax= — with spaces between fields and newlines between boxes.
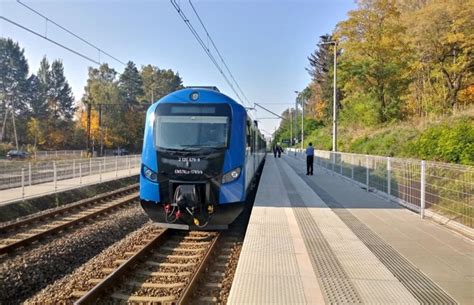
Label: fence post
xmin=115 ymin=156 xmax=118 ymax=177
xmin=79 ymin=163 xmax=82 ymax=185
xmin=89 ymin=158 xmax=92 ymax=176
xmin=53 ymin=161 xmax=57 ymax=192
xmin=21 ymin=168 xmax=25 ymax=199
xmin=128 ymin=156 xmax=131 ymax=175
xmin=351 ymin=154 xmax=354 ymax=180
xmin=387 ymin=157 xmax=391 ymax=201
xmin=365 ymin=155 xmax=369 ymax=192
xmin=99 ymin=159 xmax=103 ymax=182
xmin=420 ymin=160 xmax=426 ymax=219
xmin=73 ymin=159 xmax=76 ymax=178
xmin=332 ymin=153 xmax=335 ymax=172
xmin=340 ymin=154 xmax=343 ymax=175
xmin=28 ymin=162 xmax=32 ymax=186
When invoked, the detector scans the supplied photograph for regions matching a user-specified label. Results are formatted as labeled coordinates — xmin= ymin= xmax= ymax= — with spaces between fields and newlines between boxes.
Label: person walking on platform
xmin=272 ymin=145 xmax=277 ymax=158
xmin=277 ymin=144 xmax=283 ymax=158
xmin=306 ymin=142 xmax=314 ymax=175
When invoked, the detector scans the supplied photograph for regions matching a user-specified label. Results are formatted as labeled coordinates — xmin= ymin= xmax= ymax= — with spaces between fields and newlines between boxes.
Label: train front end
xmin=140 ymin=88 xmax=247 ymax=230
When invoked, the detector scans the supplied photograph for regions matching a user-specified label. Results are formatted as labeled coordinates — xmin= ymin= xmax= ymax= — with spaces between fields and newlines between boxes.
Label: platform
xmin=228 ymin=155 xmax=473 ymax=305
xmin=0 ymin=168 xmax=139 ymax=205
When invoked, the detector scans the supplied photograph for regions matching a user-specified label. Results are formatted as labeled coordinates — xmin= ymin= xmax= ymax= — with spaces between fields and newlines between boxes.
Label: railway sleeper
xmin=160 ymin=246 xmax=205 ymax=253
xmin=152 ymin=253 xmax=202 ymax=260
xmin=146 ymin=261 xmax=197 ymax=268
xmin=111 ymin=293 xmax=175 ymax=303
xmin=197 ymin=296 xmax=218 ymax=303
xmin=126 ymin=280 xmax=185 ymax=289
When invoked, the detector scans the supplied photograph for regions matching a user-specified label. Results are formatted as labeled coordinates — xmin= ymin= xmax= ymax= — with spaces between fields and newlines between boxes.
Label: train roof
xmin=156 ymin=87 xmax=244 ymax=109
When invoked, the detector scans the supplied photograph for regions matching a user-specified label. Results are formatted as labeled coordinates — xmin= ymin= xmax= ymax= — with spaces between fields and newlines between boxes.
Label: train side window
xmin=246 ymin=120 xmax=252 ymax=151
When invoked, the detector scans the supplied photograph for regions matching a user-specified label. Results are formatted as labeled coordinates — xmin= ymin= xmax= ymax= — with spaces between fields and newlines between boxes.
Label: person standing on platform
xmin=272 ymin=145 xmax=277 ymax=158
xmin=306 ymin=142 xmax=314 ymax=175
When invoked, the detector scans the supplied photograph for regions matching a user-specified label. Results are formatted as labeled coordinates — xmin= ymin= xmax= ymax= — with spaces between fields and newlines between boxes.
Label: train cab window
xmin=154 ymin=103 xmax=231 ymax=150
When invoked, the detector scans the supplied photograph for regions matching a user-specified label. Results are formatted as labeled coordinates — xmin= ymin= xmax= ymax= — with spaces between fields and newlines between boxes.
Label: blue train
xmin=140 ymin=87 xmax=266 ymax=229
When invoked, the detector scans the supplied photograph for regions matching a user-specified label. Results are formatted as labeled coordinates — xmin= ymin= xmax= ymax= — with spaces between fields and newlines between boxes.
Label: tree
xmin=82 ymin=64 xmax=120 ymax=155
xmin=336 ymin=0 xmax=412 ymax=124
xmin=406 ymin=0 xmax=474 ymax=112
xmin=26 ymin=117 xmax=45 ymax=151
xmin=306 ymin=35 xmax=336 ymax=122
xmin=49 ymin=59 xmax=75 ymax=120
xmin=0 ymin=38 xmax=30 ymax=148
xmin=119 ymin=61 xmax=143 ymax=108
xmin=33 ymin=57 xmax=76 ymax=149
xmin=27 ymin=74 xmax=46 ymax=119
xmin=140 ymin=65 xmax=183 ymax=103
xmin=83 ymin=64 xmax=119 ymax=106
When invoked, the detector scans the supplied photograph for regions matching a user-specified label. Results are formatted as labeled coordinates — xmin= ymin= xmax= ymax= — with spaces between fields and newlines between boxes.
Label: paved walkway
xmin=0 ymin=167 xmax=139 ymax=205
xmin=228 ymin=155 xmax=473 ymax=305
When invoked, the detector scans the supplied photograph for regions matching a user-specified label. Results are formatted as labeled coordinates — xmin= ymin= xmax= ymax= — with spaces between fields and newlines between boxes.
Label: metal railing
xmin=34 ymin=150 xmax=87 ymax=159
xmin=0 ymin=155 xmax=141 ymax=193
xmin=291 ymin=149 xmax=473 ymax=231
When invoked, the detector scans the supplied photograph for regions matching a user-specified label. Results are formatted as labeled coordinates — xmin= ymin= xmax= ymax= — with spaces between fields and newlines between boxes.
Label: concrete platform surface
xmin=0 ymin=168 xmax=139 ymax=205
xmin=228 ymin=155 xmax=473 ymax=305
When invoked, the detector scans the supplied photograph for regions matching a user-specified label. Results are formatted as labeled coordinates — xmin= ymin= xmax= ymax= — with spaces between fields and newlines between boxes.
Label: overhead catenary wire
xmin=254 ymin=103 xmax=285 ymax=120
xmin=16 ymin=0 xmax=126 ymax=66
xmin=187 ymin=0 xmax=251 ymax=107
xmin=1 ymin=16 xmax=100 ymax=65
xmin=170 ymin=0 xmax=250 ymax=107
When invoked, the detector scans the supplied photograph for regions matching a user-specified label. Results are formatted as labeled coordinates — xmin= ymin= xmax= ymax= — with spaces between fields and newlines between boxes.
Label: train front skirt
xmin=140 ymin=199 xmax=246 ymax=230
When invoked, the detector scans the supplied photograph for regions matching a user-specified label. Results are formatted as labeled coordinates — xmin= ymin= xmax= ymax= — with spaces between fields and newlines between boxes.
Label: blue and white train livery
xmin=140 ymin=87 xmax=266 ymax=230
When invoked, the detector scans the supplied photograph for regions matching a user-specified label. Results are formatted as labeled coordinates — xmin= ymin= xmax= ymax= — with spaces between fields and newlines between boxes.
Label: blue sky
xmin=1 ymin=0 xmax=356 ymax=135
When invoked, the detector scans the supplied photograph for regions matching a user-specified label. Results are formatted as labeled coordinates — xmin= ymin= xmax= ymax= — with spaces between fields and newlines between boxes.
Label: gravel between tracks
xmin=24 ymin=223 xmax=160 ymax=304
xmin=0 ymin=204 xmax=149 ymax=305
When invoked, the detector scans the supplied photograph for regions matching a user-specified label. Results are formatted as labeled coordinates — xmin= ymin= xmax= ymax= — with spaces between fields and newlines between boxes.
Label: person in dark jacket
xmin=306 ymin=142 xmax=314 ymax=175
xmin=272 ymin=145 xmax=277 ymax=158
xmin=277 ymin=144 xmax=283 ymax=158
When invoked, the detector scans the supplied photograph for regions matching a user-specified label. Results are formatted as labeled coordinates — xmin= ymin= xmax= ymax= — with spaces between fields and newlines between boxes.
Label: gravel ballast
xmin=0 ymin=204 xmax=149 ymax=304
xmin=24 ymin=223 xmax=161 ymax=304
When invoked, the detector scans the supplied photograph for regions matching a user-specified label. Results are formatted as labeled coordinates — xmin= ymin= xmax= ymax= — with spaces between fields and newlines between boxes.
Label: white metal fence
xmin=291 ymin=149 xmax=473 ymax=230
xmin=0 ymin=155 xmax=141 ymax=192
xmin=34 ymin=150 xmax=87 ymax=160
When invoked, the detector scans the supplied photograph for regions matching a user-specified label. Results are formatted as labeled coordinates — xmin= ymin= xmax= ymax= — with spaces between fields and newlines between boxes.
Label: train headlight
xmin=142 ymin=164 xmax=158 ymax=182
xmin=222 ymin=167 xmax=241 ymax=184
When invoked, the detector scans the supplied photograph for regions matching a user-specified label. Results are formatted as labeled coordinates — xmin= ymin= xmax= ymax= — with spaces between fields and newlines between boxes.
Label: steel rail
xmin=0 ymin=184 xmax=138 ymax=233
xmin=0 ymin=193 xmax=138 ymax=254
xmin=177 ymin=232 xmax=222 ymax=304
xmin=74 ymin=229 xmax=171 ymax=305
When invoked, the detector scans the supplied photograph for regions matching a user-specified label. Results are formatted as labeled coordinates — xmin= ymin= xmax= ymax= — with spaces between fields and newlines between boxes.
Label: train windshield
xmin=154 ymin=104 xmax=231 ymax=151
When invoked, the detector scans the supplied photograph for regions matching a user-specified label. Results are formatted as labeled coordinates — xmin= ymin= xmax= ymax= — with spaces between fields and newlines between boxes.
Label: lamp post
xmin=294 ymin=91 xmax=304 ymax=150
xmin=301 ymin=98 xmax=305 ymax=150
xmin=319 ymin=39 xmax=338 ymax=152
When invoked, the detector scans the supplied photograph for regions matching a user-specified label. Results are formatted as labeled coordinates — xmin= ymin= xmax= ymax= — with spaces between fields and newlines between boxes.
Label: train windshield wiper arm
xmin=158 ymin=147 xmax=198 ymax=152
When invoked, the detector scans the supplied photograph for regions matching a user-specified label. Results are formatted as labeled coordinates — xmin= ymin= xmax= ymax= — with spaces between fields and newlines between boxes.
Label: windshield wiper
xmin=158 ymin=147 xmax=198 ymax=152
xmin=181 ymin=145 xmax=226 ymax=150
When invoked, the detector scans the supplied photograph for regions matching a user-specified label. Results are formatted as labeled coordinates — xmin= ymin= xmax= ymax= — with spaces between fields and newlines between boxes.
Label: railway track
xmin=0 ymin=184 xmax=138 ymax=255
xmin=70 ymin=170 xmax=259 ymax=304
xmin=72 ymin=205 xmax=252 ymax=305
xmin=73 ymin=228 xmax=221 ymax=304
